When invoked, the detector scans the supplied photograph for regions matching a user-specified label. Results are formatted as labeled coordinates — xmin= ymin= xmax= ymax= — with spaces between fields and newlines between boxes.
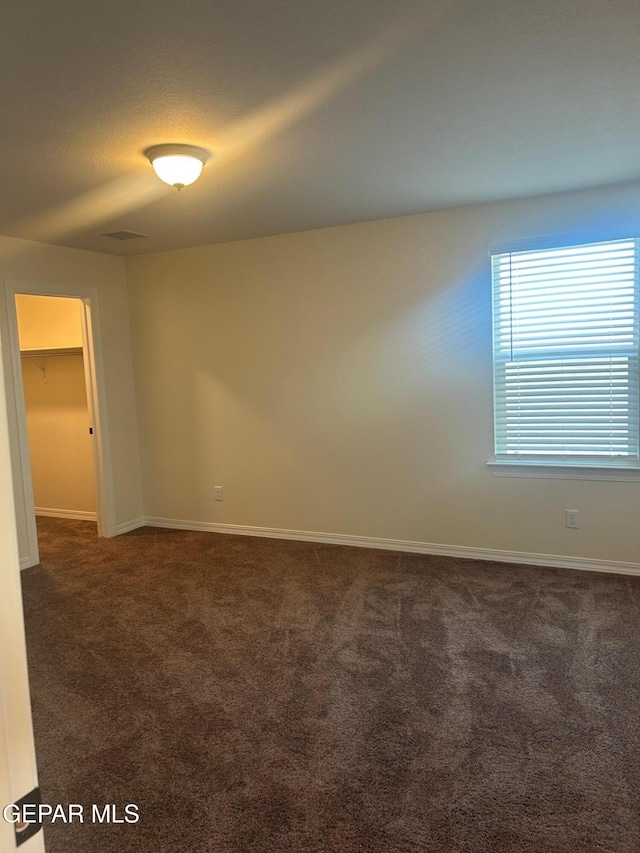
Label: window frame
xmin=489 ymin=236 xmax=640 ymax=477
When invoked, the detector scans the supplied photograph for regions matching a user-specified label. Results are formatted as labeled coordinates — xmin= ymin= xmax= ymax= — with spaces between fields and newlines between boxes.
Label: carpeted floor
xmin=20 ymin=517 xmax=640 ymax=853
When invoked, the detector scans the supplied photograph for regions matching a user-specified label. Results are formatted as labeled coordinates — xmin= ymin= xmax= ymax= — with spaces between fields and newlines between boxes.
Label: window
xmin=491 ymin=238 xmax=639 ymax=468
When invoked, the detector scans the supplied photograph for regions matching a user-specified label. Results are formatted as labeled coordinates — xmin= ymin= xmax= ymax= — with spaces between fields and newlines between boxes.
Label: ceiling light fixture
xmin=145 ymin=144 xmax=211 ymax=190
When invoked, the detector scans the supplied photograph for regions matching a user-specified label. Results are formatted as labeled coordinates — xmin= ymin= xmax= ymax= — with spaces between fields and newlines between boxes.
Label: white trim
xmin=78 ymin=295 xmax=116 ymax=537
xmin=487 ymin=461 xmax=640 ymax=481
xmin=27 ymin=512 xmax=144 ymax=536
xmin=19 ymin=557 xmax=33 ymax=571
xmin=35 ymin=507 xmax=97 ymax=521
xmin=3 ymin=286 xmax=40 ymax=567
xmin=143 ymin=517 xmax=640 ymax=577
xmin=114 ymin=516 xmax=146 ymax=535
xmin=0 ymin=287 xmax=44 ymax=851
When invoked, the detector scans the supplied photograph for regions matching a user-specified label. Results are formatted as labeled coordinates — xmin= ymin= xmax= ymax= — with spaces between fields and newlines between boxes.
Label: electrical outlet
xmin=214 ymin=486 xmax=224 ymax=502
xmin=566 ymin=509 xmax=579 ymax=529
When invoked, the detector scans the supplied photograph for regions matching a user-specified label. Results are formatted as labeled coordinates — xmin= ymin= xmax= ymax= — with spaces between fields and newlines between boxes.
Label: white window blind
xmin=491 ymin=238 xmax=640 ymax=465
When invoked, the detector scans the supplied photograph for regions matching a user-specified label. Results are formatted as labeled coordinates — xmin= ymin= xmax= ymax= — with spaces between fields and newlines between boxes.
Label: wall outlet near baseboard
xmin=566 ymin=509 xmax=579 ymax=529
xmin=214 ymin=486 xmax=224 ymax=501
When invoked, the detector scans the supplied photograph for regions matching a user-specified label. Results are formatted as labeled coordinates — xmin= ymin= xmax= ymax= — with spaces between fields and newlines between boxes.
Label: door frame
xmin=4 ymin=280 xmax=116 ymax=566
xmin=0 ymin=312 xmax=45 ymax=852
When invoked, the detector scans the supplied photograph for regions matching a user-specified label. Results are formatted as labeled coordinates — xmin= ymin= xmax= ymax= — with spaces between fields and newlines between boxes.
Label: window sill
xmin=487 ymin=461 xmax=640 ymax=482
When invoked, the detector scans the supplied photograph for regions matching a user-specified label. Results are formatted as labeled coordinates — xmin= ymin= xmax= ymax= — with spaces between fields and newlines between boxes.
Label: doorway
xmin=4 ymin=280 xmax=116 ymax=567
xmin=18 ymin=295 xmax=98 ymax=532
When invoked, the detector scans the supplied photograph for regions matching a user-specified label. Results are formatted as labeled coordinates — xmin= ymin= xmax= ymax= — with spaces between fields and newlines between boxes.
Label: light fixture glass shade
xmin=152 ymin=155 xmax=203 ymax=188
xmin=145 ymin=144 xmax=211 ymax=190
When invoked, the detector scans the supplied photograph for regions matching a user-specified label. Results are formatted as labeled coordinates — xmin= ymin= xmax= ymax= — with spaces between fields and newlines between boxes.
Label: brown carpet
xmin=20 ymin=517 xmax=640 ymax=853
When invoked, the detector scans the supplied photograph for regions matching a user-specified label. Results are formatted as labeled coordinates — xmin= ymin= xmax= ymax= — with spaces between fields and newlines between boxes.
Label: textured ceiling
xmin=1 ymin=0 xmax=639 ymax=255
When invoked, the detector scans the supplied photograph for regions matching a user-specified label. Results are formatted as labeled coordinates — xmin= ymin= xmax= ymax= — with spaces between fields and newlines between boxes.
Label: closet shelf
xmin=20 ymin=346 xmax=83 ymax=358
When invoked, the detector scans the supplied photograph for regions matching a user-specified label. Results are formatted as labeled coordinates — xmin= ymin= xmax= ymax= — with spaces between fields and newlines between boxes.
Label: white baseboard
xmin=142 ymin=517 xmax=640 ymax=577
xmin=19 ymin=556 xmax=33 ymax=570
xmin=114 ymin=517 xmax=146 ymax=535
xmin=35 ymin=507 xmax=97 ymax=521
xmin=32 ymin=513 xmax=144 ymax=537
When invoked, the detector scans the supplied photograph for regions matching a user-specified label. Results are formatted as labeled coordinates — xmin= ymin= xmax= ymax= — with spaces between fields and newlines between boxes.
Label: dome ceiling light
xmin=145 ymin=144 xmax=211 ymax=190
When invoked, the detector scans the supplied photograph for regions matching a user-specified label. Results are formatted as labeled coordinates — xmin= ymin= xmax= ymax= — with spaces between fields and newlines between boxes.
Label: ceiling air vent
xmin=102 ymin=230 xmax=149 ymax=241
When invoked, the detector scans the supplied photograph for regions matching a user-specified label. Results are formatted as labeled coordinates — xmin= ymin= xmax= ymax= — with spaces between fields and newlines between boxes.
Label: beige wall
xmin=21 ymin=354 xmax=96 ymax=515
xmin=126 ymin=180 xmax=640 ymax=564
xmin=0 ymin=236 xmax=143 ymax=559
xmin=15 ymin=293 xmax=84 ymax=349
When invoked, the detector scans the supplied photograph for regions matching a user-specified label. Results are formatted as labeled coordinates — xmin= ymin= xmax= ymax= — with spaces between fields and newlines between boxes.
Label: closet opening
xmin=17 ymin=295 xmax=98 ymax=548
xmin=6 ymin=282 xmax=115 ymax=568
